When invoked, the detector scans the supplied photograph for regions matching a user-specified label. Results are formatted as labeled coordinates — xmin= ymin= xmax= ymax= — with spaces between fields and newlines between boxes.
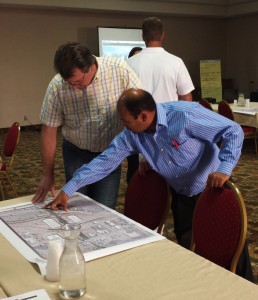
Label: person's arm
xmin=178 ymin=92 xmax=192 ymax=102
xmin=189 ymin=104 xmax=243 ymax=186
xmin=32 ymin=125 xmax=58 ymax=203
xmin=43 ymin=130 xmax=133 ymax=210
xmin=177 ymin=59 xmax=194 ymax=102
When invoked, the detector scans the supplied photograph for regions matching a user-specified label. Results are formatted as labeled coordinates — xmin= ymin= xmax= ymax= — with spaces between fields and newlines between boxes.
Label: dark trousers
xmin=170 ymin=188 xmax=254 ymax=282
xmin=126 ymin=154 xmax=139 ymax=184
xmin=62 ymin=139 xmax=121 ymax=209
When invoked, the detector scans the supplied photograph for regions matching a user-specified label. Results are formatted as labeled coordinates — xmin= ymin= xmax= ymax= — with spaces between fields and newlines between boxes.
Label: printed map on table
xmin=0 ymin=193 xmax=164 ymax=274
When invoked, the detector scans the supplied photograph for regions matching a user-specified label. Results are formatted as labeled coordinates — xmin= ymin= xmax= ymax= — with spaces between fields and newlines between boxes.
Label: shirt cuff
xmin=62 ymin=181 xmax=78 ymax=197
xmin=216 ymin=161 xmax=235 ymax=176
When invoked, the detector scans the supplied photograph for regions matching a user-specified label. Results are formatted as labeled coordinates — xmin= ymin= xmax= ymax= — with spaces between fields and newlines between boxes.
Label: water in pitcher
xmin=59 ymin=224 xmax=86 ymax=299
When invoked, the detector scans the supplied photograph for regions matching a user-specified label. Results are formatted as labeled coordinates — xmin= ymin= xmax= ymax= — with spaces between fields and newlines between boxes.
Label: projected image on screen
xmin=102 ymin=40 xmax=145 ymax=60
xmin=98 ymin=27 xmax=145 ymax=60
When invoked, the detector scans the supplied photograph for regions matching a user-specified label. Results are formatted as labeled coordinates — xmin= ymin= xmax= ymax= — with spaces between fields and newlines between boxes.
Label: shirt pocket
xmin=169 ymin=137 xmax=204 ymax=168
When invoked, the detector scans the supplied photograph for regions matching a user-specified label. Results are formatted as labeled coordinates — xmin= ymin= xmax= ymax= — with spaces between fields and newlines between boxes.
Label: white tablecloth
xmin=212 ymin=102 xmax=258 ymax=128
xmin=1 ymin=196 xmax=258 ymax=300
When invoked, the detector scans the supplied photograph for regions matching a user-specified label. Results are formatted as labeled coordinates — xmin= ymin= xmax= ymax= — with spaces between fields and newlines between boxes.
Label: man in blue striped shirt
xmin=45 ymin=88 xmax=253 ymax=281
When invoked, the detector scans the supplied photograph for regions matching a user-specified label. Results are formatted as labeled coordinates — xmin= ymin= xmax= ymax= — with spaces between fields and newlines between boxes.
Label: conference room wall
xmin=226 ymin=13 xmax=258 ymax=97
xmin=0 ymin=7 xmax=226 ymax=128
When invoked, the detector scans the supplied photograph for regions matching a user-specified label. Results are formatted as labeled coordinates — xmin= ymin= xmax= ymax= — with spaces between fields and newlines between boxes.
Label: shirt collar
xmin=156 ymin=103 xmax=168 ymax=129
xmin=142 ymin=47 xmax=165 ymax=53
xmin=91 ymin=56 xmax=100 ymax=83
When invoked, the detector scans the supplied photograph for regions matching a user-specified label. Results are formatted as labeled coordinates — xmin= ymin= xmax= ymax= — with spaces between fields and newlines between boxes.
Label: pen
xmin=16 ymin=295 xmax=37 ymax=300
xmin=172 ymin=139 xmax=179 ymax=150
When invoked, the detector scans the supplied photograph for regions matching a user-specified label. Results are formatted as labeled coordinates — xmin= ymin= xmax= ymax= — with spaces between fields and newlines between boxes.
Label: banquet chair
xmin=0 ymin=122 xmax=21 ymax=200
xmin=218 ymin=100 xmax=257 ymax=154
xmin=190 ymin=180 xmax=247 ymax=273
xmin=250 ymin=91 xmax=258 ymax=102
xmin=199 ymin=99 xmax=214 ymax=111
xmin=124 ymin=169 xmax=171 ymax=234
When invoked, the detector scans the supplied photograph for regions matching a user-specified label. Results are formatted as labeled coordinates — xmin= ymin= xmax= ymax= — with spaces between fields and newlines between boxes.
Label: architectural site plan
xmin=0 ymin=193 xmax=163 ymax=274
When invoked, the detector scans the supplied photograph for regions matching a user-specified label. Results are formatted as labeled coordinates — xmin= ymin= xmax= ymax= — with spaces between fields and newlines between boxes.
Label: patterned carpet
xmin=0 ymin=127 xmax=257 ymax=283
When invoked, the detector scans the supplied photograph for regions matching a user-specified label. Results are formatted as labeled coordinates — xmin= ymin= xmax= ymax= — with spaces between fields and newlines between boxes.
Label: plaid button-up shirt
xmin=40 ymin=56 xmax=143 ymax=152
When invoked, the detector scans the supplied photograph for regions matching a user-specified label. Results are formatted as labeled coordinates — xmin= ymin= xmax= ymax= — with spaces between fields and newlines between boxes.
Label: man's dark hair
xmin=128 ymin=47 xmax=142 ymax=58
xmin=142 ymin=17 xmax=163 ymax=43
xmin=54 ymin=42 xmax=96 ymax=79
xmin=122 ymin=89 xmax=156 ymax=119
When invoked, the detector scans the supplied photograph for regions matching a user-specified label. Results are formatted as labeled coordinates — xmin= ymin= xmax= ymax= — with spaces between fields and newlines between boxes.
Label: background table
xmin=212 ymin=102 xmax=258 ymax=128
xmin=1 ymin=196 xmax=258 ymax=300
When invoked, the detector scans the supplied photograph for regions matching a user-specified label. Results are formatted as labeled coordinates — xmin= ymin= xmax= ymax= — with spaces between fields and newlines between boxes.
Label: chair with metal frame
xmin=199 ymin=99 xmax=214 ymax=111
xmin=250 ymin=91 xmax=258 ymax=102
xmin=124 ymin=169 xmax=171 ymax=234
xmin=218 ymin=100 xmax=257 ymax=154
xmin=190 ymin=180 xmax=247 ymax=273
xmin=0 ymin=122 xmax=21 ymax=200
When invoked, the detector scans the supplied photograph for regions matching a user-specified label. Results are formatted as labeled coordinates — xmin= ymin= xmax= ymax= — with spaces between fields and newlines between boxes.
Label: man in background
xmin=32 ymin=42 xmax=142 ymax=208
xmin=128 ymin=46 xmax=142 ymax=58
xmin=127 ymin=16 xmax=194 ymax=102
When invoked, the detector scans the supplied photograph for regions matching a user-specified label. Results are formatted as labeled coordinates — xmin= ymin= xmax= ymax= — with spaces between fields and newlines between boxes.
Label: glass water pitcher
xmin=238 ymin=93 xmax=245 ymax=107
xmin=59 ymin=224 xmax=86 ymax=299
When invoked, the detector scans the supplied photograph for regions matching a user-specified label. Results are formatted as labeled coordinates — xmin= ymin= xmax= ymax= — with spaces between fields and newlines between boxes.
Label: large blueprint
xmin=0 ymin=193 xmax=164 ymax=274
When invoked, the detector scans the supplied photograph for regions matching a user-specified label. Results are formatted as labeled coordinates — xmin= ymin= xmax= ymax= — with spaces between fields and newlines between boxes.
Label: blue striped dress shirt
xmin=63 ymin=101 xmax=244 ymax=197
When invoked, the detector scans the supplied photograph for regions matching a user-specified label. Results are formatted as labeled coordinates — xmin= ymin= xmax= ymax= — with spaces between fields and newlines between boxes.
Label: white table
xmin=212 ymin=102 xmax=258 ymax=128
xmin=1 ymin=195 xmax=258 ymax=300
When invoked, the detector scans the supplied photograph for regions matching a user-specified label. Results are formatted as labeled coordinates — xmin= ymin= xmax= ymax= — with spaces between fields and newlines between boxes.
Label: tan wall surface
xmin=226 ymin=14 xmax=258 ymax=97
xmin=0 ymin=7 xmax=242 ymax=128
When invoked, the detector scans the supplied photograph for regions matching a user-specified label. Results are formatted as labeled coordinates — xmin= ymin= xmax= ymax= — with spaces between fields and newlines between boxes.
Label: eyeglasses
xmin=62 ymin=72 xmax=86 ymax=88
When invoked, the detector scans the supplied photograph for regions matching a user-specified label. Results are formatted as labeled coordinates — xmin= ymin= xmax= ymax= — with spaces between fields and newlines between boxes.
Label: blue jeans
xmin=62 ymin=139 xmax=121 ymax=209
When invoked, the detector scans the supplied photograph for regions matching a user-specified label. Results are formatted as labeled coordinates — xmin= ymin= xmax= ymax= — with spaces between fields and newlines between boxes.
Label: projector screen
xmin=98 ymin=27 xmax=145 ymax=60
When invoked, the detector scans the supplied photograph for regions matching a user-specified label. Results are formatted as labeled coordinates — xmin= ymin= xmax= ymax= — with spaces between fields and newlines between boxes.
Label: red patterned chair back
xmin=0 ymin=122 xmax=20 ymax=199
xmin=124 ymin=169 xmax=171 ymax=234
xmin=3 ymin=122 xmax=20 ymax=158
xmin=190 ymin=181 xmax=247 ymax=273
xmin=218 ymin=101 xmax=257 ymax=154
xmin=218 ymin=100 xmax=234 ymax=121
xmin=199 ymin=99 xmax=214 ymax=111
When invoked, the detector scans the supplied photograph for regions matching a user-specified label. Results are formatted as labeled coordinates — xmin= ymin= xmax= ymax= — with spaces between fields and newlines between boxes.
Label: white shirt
xmin=127 ymin=47 xmax=194 ymax=103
